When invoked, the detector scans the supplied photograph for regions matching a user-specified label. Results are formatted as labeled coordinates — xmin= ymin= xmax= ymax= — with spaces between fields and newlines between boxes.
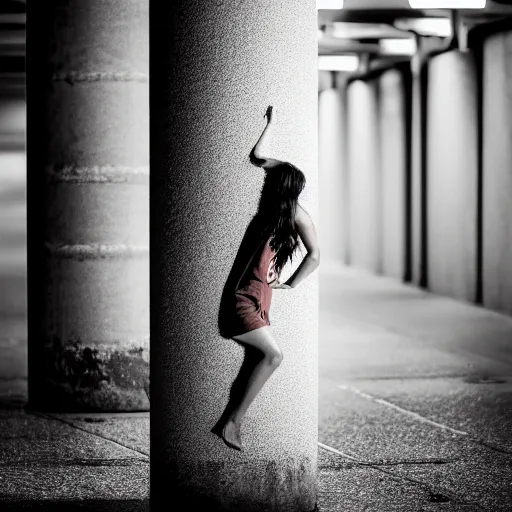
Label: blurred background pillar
xmin=410 ymin=50 xmax=425 ymax=287
xmin=378 ymin=66 xmax=410 ymax=282
xmin=410 ymin=36 xmax=445 ymax=288
xmin=318 ymin=72 xmax=347 ymax=267
xmin=26 ymin=0 xmax=149 ymax=411
xmin=346 ymin=78 xmax=380 ymax=273
xmin=0 ymin=75 xmax=26 ymax=403
xmin=426 ymin=50 xmax=478 ymax=302
xmin=151 ymin=1 xmax=318 ymax=510
xmin=482 ymin=28 xmax=512 ymax=316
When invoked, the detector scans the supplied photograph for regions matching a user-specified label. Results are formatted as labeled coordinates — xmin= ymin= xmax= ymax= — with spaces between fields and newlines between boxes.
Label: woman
xmin=221 ymin=105 xmax=320 ymax=451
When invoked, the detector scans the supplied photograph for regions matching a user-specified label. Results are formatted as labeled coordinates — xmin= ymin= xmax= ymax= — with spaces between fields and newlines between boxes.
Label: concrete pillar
xmin=0 ymin=96 xmax=25 ymax=151
xmin=318 ymin=74 xmax=347 ymax=267
xmin=410 ymin=62 xmax=425 ymax=286
xmin=410 ymin=37 xmax=446 ymax=288
xmin=151 ymin=2 xmax=318 ymax=510
xmin=0 ymin=91 xmax=26 ymax=395
xmin=378 ymin=68 xmax=409 ymax=281
xmin=346 ymin=79 xmax=380 ymax=273
xmin=482 ymin=29 xmax=512 ymax=315
xmin=426 ymin=51 xmax=478 ymax=302
xmin=26 ymin=1 xmax=149 ymax=411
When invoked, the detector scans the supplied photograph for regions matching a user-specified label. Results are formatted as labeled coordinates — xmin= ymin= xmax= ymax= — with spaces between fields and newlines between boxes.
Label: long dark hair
xmin=257 ymin=162 xmax=306 ymax=277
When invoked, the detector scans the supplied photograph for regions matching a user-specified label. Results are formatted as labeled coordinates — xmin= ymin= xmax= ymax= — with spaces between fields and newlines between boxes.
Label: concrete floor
xmin=318 ymin=265 xmax=512 ymax=512
xmin=2 ymin=159 xmax=512 ymax=509
xmin=1 ymin=264 xmax=512 ymax=510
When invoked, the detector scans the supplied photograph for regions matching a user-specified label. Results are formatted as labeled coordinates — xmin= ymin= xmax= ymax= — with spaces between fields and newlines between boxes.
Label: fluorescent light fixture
xmin=318 ymin=55 xmax=359 ymax=72
xmin=317 ymin=0 xmax=344 ymax=9
xmin=331 ymin=22 xmax=408 ymax=39
xmin=379 ymin=38 xmax=417 ymax=55
xmin=394 ymin=17 xmax=452 ymax=37
xmin=408 ymin=0 xmax=485 ymax=8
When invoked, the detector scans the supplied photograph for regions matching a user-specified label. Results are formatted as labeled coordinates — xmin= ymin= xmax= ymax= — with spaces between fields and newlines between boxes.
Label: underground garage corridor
xmin=1 ymin=0 xmax=512 ymax=510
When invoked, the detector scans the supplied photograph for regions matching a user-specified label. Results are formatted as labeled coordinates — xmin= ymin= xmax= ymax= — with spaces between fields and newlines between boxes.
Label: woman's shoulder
xmin=295 ymin=202 xmax=310 ymax=221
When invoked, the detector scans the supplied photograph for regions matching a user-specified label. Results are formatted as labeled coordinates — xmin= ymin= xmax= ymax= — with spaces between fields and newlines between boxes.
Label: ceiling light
xmin=318 ymin=55 xmax=359 ymax=72
xmin=408 ymin=0 xmax=485 ymax=7
xmin=331 ymin=22 xmax=408 ymax=39
xmin=317 ymin=0 xmax=344 ymax=9
xmin=394 ymin=17 xmax=453 ymax=37
xmin=379 ymin=38 xmax=417 ymax=55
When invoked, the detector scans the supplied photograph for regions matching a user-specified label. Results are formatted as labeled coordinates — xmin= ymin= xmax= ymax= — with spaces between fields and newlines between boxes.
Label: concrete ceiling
xmin=320 ymin=0 xmax=512 ymax=13
xmin=319 ymin=0 xmax=512 ymax=24
xmin=0 ymin=0 xmax=511 ymax=75
xmin=318 ymin=0 xmax=512 ymax=60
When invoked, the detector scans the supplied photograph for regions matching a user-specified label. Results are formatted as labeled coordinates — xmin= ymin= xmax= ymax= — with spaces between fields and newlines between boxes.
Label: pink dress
xmin=232 ymin=237 xmax=277 ymax=336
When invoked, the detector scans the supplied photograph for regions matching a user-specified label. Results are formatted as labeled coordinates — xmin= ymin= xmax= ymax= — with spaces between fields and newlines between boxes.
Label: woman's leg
xmin=222 ymin=326 xmax=283 ymax=450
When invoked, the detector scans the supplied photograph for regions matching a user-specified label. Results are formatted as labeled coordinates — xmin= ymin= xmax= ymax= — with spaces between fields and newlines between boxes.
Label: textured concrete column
xmin=26 ymin=1 xmax=149 ymax=411
xmin=318 ymin=75 xmax=347 ymax=266
xmin=346 ymin=79 xmax=380 ymax=273
xmin=426 ymin=51 xmax=478 ymax=302
xmin=482 ymin=29 xmax=512 ymax=315
xmin=378 ymin=68 xmax=408 ymax=281
xmin=151 ymin=2 xmax=318 ymax=510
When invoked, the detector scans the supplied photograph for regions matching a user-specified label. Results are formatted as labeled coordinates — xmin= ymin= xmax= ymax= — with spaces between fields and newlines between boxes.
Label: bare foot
xmin=221 ymin=419 xmax=243 ymax=451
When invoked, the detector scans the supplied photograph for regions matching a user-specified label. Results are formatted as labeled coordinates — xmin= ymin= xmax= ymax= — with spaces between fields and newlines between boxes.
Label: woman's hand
xmin=273 ymin=283 xmax=292 ymax=289
xmin=264 ymin=105 xmax=273 ymax=124
xmin=270 ymin=278 xmax=292 ymax=289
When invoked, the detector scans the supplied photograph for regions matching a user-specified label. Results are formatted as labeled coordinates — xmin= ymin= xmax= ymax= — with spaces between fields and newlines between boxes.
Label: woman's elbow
xmin=309 ymin=250 xmax=320 ymax=265
xmin=249 ymin=150 xmax=265 ymax=167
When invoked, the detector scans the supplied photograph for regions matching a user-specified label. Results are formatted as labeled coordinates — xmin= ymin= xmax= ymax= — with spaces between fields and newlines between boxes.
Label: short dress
xmin=232 ymin=236 xmax=277 ymax=336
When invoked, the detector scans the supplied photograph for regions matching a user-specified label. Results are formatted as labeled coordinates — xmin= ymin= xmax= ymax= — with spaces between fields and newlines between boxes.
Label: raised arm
xmin=249 ymin=106 xmax=285 ymax=169
xmin=283 ymin=204 xmax=320 ymax=289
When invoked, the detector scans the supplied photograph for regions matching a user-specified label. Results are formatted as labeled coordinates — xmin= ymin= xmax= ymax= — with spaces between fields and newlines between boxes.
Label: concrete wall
xmin=318 ymin=78 xmax=347 ymax=266
xmin=151 ymin=1 xmax=318 ymax=510
xmin=426 ymin=51 xmax=478 ymax=302
xmin=346 ymin=79 xmax=380 ymax=272
xmin=378 ymin=68 xmax=408 ymax=281
xmin=482 ymin=29 xmax=512 ymax=315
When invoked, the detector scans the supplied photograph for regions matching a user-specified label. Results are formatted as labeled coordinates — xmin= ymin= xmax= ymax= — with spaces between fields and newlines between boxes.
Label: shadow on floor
xmin=1 ymin=499 xmax=149 ymax=512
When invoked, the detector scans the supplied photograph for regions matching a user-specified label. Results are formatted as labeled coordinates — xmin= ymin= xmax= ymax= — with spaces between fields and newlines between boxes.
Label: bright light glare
xmin=379 ymin=38 xmax=417 ymax=56
xmin=317 ymin=0 xmax=344 ymax=9
xmin=332 ymin=22 xmax=406 ymax=39
xmin=318 ymin=55 xmax=359 ymax=72
xmin=408 ymin=0 xmax=485 ymax=8
xmin=394 ymin=18 xmax=452 ymax=37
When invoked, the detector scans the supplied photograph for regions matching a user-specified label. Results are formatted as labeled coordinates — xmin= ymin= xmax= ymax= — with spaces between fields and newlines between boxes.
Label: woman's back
xmin=236 ymin=236 xmax=276 ymax=291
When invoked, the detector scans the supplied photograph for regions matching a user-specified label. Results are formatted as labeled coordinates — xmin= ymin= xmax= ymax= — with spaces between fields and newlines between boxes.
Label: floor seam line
xmin=318 ymin=442 xmax=488 ymax=511
xmin=337 ymin=384 xmax=512 ymax=455
xmin=318 ymin=443 xmax=458 ymax=465
xmin=30 ymin=411 xmax=150 ymax=458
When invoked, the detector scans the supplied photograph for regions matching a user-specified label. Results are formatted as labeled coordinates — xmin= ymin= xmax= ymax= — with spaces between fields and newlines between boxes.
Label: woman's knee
xmin=233 ymin=327 xmax=283 ymax=367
